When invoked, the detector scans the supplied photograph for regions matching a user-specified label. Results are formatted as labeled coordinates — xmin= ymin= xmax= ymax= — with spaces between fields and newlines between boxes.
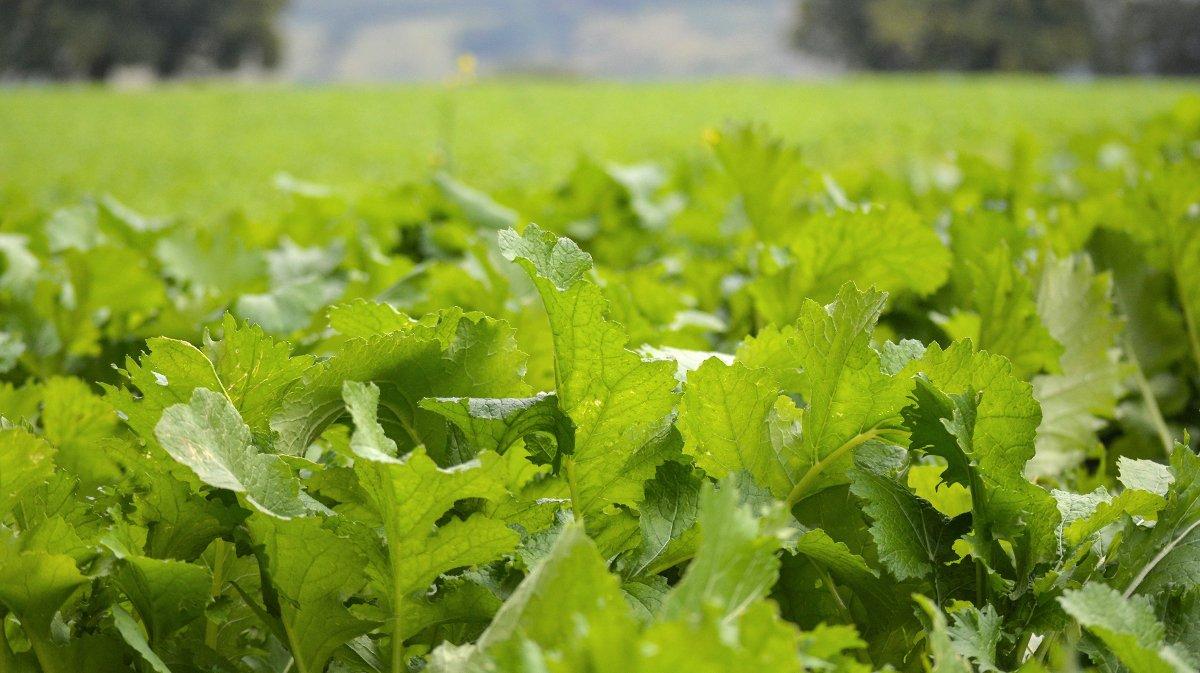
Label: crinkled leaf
xmin=660 ymin=479 xmax=787 ymax=624
xmin=915 ymin=595 xmax=973 ymax=673
xmin=272 ymin=308 xmax=528 ymax=459
xmin=500 ymin=225 xmax=677 ymax=513
xmin=945 ymin=605 xmax=1005 ymax=673
xmin=155 ymin=388 xmax=307 ymax=518
xmin=750 ymin=207 xmax=949 ymax=323
xmin=1115 ymin=445 xmax=1200 ymax=596
xmin=849 ymin=451 xmax=966 ymax=586
xmin=249 ymin=515 xmax=377 ymax=673
xmin=784 ymin=283 xmax=910 ymax=503
xmin=0 ymin=426 xmax=55 ymax=518
xmin=1031 ymin=254 xmax=1124 ymax=477
xmin=939 ymin=246 xmax=1062 ymax=379
xmin=679 ymin=358 xmax=798 ymax=497
xmin=902 ymin=342 xmax=1059 ymax=572
xmin=419 ymin=392 xmax=573 ymax=459
xmin=626 ymin=461 xmax=702 ymax=578
xmin=1060 ymin=583 xmax=1193 ymax=673
xmin=112 ymin=555 xmax=211 ymax=642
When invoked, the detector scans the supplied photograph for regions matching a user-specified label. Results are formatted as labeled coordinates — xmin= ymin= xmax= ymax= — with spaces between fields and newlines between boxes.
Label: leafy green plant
xmin=0 ymin=99 xmax=1198 ymax=673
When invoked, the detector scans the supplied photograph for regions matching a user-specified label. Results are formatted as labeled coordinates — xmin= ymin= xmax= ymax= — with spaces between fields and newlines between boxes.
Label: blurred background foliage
xmin=2 ymin=0 xmax=1198 ymax=82
xmin=795 ymin=0 xmax=1200 ymax=74
xmin=1 ymin=0 xmax=287 ymax=80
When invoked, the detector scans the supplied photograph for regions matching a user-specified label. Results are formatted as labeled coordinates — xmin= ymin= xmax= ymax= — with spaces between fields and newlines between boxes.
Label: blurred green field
xmin=0 ymin=76 xmax=1195 ymax=216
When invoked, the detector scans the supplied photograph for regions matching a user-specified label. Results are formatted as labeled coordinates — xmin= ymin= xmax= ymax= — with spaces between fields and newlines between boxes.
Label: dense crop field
xmin=1 ymin=77 xmax=1195 ymax=215
xmin=0 ymin=79 xmax=1199 ymax=673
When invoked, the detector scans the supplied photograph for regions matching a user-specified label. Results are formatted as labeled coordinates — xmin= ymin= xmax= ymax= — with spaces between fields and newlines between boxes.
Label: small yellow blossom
xmin=456 ymin=53 xmax=478 ymax=78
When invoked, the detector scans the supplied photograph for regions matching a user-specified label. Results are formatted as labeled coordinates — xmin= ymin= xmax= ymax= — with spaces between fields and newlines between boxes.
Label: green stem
xmin=0 ymin=613 xmax=14 ymax=673
xmin=810 ymin=562 xmax=871 ymax=665
xmin=438 ymin=88 xmax=457 ymax=173
xmin=281 ymin=619 xmax=305 ymax=673
xmin=391 ymin=564 xmax=406 ymax=673
xmin=1123 ymin=517 xmax=1200 ymax=599
xmin=25 ymin=628 xmax=66 ymax=673
xmin=785 ymin=429 xmax=882 ymax=507
xmin=1124 ymin=334 xmax=1175 ymax=457
xmin=1171 ymin=254 xmax=1200 ymax=380
xmin=968 ymin=469 xmax=991 ymax=606
xmin=812 ymin=561 xmax=852 ymax=622
xmin=1033 ymin=632 xmax=1057 ymax=665
xmin=205 ymin=539 xmax=230 ymax=650
xmin=565 ymin=457 xmax=583 ymax=521
xmin=1012 ymin=630 xmax=1033 ymax=668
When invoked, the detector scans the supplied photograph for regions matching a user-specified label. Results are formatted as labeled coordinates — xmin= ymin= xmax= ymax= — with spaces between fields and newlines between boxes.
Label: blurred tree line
xmin=796 ymin=0 xmax=1200 ymax=74
xmin=1 ymin=0 xmax=287 ymax=80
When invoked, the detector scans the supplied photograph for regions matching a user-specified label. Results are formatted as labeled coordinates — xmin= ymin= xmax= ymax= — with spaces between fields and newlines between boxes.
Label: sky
xmin=280 ymin=0 xmax=831 ymax=81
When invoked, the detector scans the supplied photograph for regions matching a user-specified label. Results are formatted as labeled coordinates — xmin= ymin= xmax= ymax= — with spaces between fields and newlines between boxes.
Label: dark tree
xmin=1089 ymin=0 xmax=1200 ymax=74
xmin=1 ymin=0 xmax=288 ymax=81
xmin=794 ymin=0 xmax=1200 ymax=74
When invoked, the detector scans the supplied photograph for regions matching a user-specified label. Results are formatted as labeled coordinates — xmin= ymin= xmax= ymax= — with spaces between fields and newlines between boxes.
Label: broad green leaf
xmin=349 ymin=382 xmax=518 ymax=670
xmin=203 ymin=315 xmax=315 ymax=442
xmin=272 ymin=308 xmax=528 ymax=459
xmin=397 ymin=574 xmax=502 ymax=643
xmin=720 ymin=284 xmax=908 ymax=506
xmin=1091 ymin=229 xmax=1188 ymax=374
xmin=848 ymin=450 xmax=965 ymax=586
xmin=1115 ymin=445 xmax=1200 ymax=596
xmin=660 ymin=479 xmax=787 ymax=624
xmin=938 ymin=246 xmax=1062 ymax=379
xmin=325 ymin=298 xmax=412 ymax=338
xmin=915 ymin=595 xmax=973 ymax=673
xmin=0 ymin=549 xmax=86 ymax=639
xmin=500 ymin=224 xmax=677 ymax=514
xmin=945 ymin=605 xmax=1005 ymax=673
xmin=419 ymin=393 xmax=574 ymax=459
xmin=109 ymin=337 xmax=224 ymax=444
xmin=902 ymin=342 xmax=1059 ymax=572
xmin=39 ymin=376 xmax=120 ymax=486
xmin=679 ymin=358 xmax=798 ymax=497
xmin=1030 ymin=254 xmax=1124 ymax=477
xmin=131 ymin=468 xmax=239 ymax=561
xmin=791 ymin=528 xmax=885 ymax=604
xmin=155 ymin=388 xmax=307 ymax=518
xmin=1059 ymin=457 xmax=1172 ymax=547
xmin=782 ymin=283 xmax=910 ymax=504
xmin=449 ymin=522 xmax=638 ymax=673
xmin=0 ymin=426 xmax=55 ymax=518
xmin=249 ymin=515 xmax=377 ymax=673
xmin=110 ymin=316 xmax=311 ymax=446
xmin=750 ymin=206 xmax=950 ymax=323
xmin=112 ymin=605 xmax=172 ymax=673
xmin=784 ymin=524 xmax=921 ymax=667
xmin=625 ymin=461 xmax=702 ymax=578
xmin=355 ymin=444 xmax=518 ymax=604
xmin=1060 ymin=583 xmax=1193 ymax=673
xmin=1119 ymin=171 xmax=1200 ymax=376
xmin=639 ymin=600 xmax=811 ymax=673
xmin=708 ymin=122 xmax=808 ymax=240
xmin=112 ymin=555 xmax=211 ymax=643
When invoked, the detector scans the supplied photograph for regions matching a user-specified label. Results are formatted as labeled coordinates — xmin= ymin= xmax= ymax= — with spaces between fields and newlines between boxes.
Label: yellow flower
xmin=456 ymin=53 xmax=478 ymax=78
xmin=702 ymin=127 xmax=721 ymax=147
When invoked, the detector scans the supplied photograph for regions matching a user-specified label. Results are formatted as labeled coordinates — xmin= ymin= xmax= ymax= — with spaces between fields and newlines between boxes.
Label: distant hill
xmin=282 ymin=0 xmax=830 ymax=81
